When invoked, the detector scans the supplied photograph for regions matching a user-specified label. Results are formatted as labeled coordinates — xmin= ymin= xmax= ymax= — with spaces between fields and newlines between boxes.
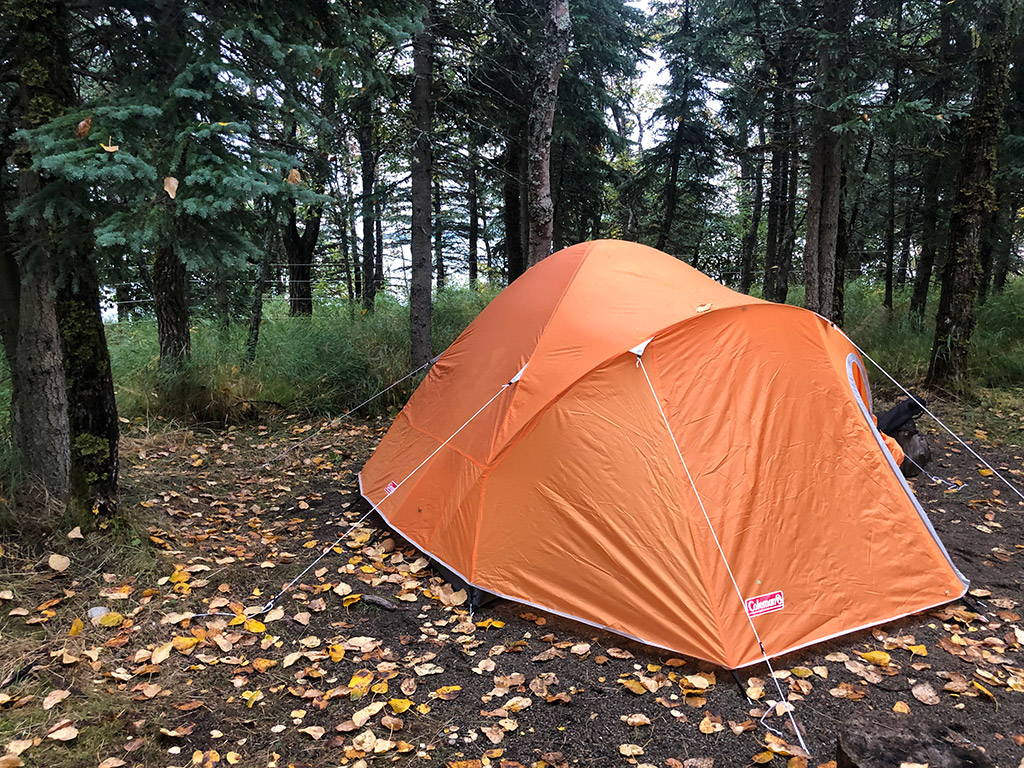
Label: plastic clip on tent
xmin=360 ymin=240 xmax=967 ymax=672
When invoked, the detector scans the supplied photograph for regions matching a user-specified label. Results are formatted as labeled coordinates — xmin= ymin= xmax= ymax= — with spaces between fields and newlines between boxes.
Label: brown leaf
xmin=606 ymin=647 xmax=634 ymax=659
xmin=75 ymin=117 xmax=92 ymax=139
xmin=286 ymin=168 xmax=302 ymax=184
xmin=42 ymin=689 xmax=70 ymax=710
xmin=911 ymin=682 xmax=940 ymax=706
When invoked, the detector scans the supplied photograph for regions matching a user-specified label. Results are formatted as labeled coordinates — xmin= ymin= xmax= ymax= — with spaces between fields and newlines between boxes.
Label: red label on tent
xmin=384 ymin=481 xmax=398 ymax=495
xmin=745 ymin=590 xmax=784 ymax=618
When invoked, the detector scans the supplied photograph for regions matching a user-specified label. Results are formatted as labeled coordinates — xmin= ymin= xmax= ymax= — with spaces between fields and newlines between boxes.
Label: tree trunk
xmin=56 ymin=242 xmax=119 ymax=525
xmin=434 ymin=175 xmax=445 ymax=290
xmin=3 ymin=0 xmax=78 ymax=504
xmin=410 ymin=0 xmax=434 ymax=369
xmin=468 ymin=159 xmax=479 ymax=289
xmin=245 ymin=250 xmax=272 ymax=364
xmin=153 ymin=244 xmax=191 ymax=363
xmin=739 ymin=123 xmax=765 ymax=295
xmin=358 ymin=96 xmax=377 ymax=312
xmin=656 ymin=122 xmax=684 ymax=253
xmin=763 ymin=56 xmax=795 ymax=303
xmin=884 ymin=145 xmax=896 ymax=310
xmin=926 ymin=0 xmax=1011 ymax=392
xmin=525 ymin=0 xmax=571 ymax=268
xmin=284 ymin=203 xmax=321 ymax=317
xmin=910 ymin=161 xmax=940 ymax=320
xmin=802 ymin=0 xmax=851 ymax=322
xmin=504 ymin=129 xmax=526 ymax=281
xmin=910 ymin=2 xmax=954 ymax=321
xmin=991 ymin=184 xmax=1014 ymax=293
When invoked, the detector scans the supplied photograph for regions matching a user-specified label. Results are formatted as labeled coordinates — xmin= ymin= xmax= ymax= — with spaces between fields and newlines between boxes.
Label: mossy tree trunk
xmin=926 ymin=0 xmax=1012 ymax=392
xmin=2 ymin=0 xmax=79 ymax=505
xmin=56 ymin=241 xmax=119 ymax=525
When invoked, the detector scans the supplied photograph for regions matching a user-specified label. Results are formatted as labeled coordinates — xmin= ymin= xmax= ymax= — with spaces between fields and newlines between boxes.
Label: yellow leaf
xmin=100 ymin=138 xmax=119 ymax=152
xmin=389 ymin=698 xmax=413 ymax=713
xmin=98 ymin=611 xmax=124 ymax=627
xmin=343 ymin=594 xmax=362 ymax=607
xmin=240 ymin=689 xmax=263 ymax=708
xmin=252 ymin=658 xmax=277 ymax=673
xmin=752 ymin=751 xmax=775 ymax=763
xmin=699 ymin=712 xmax=724 ymax=734
xmin=973 ymin=681 xmax=995 ymax=700
xmin=349 ymin=669 xmax=373 ymax=697
xmin=857 ymin=650 xmax=891 ymax=667
xmin=979 ymin=468 xmax=994 ymax=477
xmin=329 ymin=644 xmax=345 ymax=662
xmin=69 ymin=618 xmax=84 ymax=636
xmin=433 ymin=685 xmax=461 ymax=700
xmin=618 ymin=678 xmax=647 ymax=695
xmin=906 ymin=644 xmax=927 ymax=657
xmin=892 ymin=701 xmax=911 ymax=714
xmin=173 ymin=636 xmax=200 ymax=653
xmin=243 ymin=618 xmax=266 ymax=633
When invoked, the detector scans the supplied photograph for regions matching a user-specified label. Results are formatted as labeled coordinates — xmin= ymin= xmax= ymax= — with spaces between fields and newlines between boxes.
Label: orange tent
xmin=360 ymin=240 xmax=967 ymax=669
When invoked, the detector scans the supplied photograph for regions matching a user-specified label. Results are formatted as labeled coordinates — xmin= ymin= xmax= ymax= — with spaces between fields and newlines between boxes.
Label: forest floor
xmin=1 ymin=402 xmax=1024 ymax=768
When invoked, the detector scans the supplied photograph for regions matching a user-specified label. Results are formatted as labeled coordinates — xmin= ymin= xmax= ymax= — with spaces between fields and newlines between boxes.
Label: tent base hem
xmin=358 ymin=472 xmax=968 ymax=670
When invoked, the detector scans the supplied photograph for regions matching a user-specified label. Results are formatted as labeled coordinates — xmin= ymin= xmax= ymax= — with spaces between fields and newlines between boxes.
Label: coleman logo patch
xmin=384 ymin=481 xmax=398 ymax=495
xmin=745 ymin=590 xmax=784 ymax=618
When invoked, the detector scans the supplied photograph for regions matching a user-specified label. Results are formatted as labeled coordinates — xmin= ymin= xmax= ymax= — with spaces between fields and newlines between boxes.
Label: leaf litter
xmin=1 ymin=422 xmax=1023 ymax=766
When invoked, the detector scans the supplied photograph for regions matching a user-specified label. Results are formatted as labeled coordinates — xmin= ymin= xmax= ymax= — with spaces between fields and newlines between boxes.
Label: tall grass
xmin=106 ymin=287 xmax=500 ymax=423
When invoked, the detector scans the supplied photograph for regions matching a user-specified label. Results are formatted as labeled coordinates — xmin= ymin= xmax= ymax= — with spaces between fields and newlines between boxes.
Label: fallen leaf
xmin=389 ymin=698 xmax=413 ymax=713
xmin=47 ymin=725 xmax=79 ymax=741
xmin=48 ymin=554 xmax=70 ymax=572
xmin=892 ymin=701 xmax=911 ymax=714
xmin=857 ymin=650 xmax=891 ymax=667
xmin=298 ymin=726 xmax=325 ymax=740
xmin=163 ymin=177 xmax=179 ymax=199
xmin=75 ymin=117 xmax=92 ymax=138
xmin=619 ymin=744 xmax=644 ymax=756
xmin=911 ymin=682 xmax=940 ymax=706
xmin=699 ymin=712 xmax=724 ymax=734
xmin=622 ymin=713 xmax=651 ymax=726
xmin=67 ymin=526 xmax=84 ymax=540
xmin=43 ymin=689 xmax=70 ymax=710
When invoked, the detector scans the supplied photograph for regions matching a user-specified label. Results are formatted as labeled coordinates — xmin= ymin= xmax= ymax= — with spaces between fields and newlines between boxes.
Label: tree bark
xmin=504 ymin=128 xmax=526 ymax=281
xmin=56 ymin=242 xmax=119 ymax=525
xmin=284 ymin=203 xmax=321 ymax=317
xmin=762 ymin=52 xmax=796 ymax=303
xmin=468 ymin=158 xmax=479 ymax=289
xmin=656 ymin=122 xmax=684 ymax=253
xmin=526 ymin=0 xmax=571 ymax=269
xmin=926 ymin=0 xmax=1011 ymax=392
xmin=245 ymin=249 xmax=272 ymax=364
xmin=358 ymin=94 xmax=377 ymax=312
xmin=433 ymin=175 xmax=445 ymax=290
xmin=410 ymin=0 xmax=434 ymax=369
xmin=802 ymin=0 xmax=852 ymax=322
xmin=739 ymin=123 xmax=765 ymax=295
xmin=910 ymin=2 xmax=954 ymax=321
xmin=3 ymin=0 xmax=79 ymax=503
xmin=153 ymin=244 xmax=191 ymax=363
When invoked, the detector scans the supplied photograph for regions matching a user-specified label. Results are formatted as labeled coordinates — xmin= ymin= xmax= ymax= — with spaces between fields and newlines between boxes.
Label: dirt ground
xmin=1 ymin=405 xmax=1023 ymax=768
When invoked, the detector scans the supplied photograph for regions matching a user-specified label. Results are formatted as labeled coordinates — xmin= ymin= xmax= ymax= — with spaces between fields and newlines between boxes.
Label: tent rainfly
xmin=359 ymin=239 xmax=968 ymax=669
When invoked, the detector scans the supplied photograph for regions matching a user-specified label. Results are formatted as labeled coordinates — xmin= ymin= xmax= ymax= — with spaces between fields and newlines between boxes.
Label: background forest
xmin=1 ymin=0 xmax=1022 ymax=526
